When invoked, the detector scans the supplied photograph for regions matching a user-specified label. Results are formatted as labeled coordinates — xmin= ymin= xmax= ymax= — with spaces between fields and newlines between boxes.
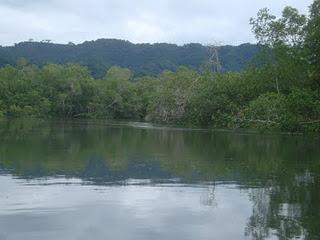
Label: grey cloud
xmin=0 ymin=0 xmax=313 ymax=46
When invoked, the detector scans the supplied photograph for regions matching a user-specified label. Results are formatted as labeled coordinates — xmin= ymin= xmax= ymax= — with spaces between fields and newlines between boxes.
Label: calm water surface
xmin=0 ymin=120 xmax=319 ymax=240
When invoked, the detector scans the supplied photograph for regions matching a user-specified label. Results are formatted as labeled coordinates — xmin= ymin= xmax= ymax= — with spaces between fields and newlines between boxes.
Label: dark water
xmin=0 ymin=120 xmax=319 ymax=240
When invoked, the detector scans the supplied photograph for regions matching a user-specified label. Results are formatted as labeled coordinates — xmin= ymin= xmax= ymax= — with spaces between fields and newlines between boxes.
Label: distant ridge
xmin=0 ymin=39 xmax=258 ymax=77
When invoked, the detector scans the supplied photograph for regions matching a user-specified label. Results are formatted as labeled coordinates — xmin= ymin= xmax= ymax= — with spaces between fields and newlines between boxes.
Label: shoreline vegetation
xmin=0 ymin=2 xmax=319 ymax=133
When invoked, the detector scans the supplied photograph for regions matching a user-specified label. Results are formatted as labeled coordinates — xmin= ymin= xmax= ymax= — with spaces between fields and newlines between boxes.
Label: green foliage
xmin=0 ymin=40 xmax=258 ymax=77
xmin=134 ymin=76 xmax=161 ymax=118
xmin=0 ymin=101 xmax=4 ymax=119
xmin=0 ymin=57 xmax=318 ymax=132
xmin=250 ymin=7 xmax=307 ymax=47
xmin=250 ymin=7 xmax=309 ymax=94
xmin=105 ymin=66 xmax=132 ymax=81
xmin=0 ymin=1 xmax=319 ymax=133
xmin=305 ymin=0 xmax=320 ymax=87
xmin=187 ymin=71 xmax=258 ymax=127
xmin=241 ymin=89 xmax=320 ymax=132
xmin=241 ymin=0 xmax=320 ymax=132
xmin=147 ymin=67 xmax=199 ymax=123
xmin=241 ymin=92 xmax=287 ymax=130
xmin=286 ymin=88 xmax=320 ymax=132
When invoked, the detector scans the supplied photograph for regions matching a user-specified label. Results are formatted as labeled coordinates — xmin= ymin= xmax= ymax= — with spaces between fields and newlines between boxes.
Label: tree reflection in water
xmin=0 ymin=119 xmax=319 ymax=239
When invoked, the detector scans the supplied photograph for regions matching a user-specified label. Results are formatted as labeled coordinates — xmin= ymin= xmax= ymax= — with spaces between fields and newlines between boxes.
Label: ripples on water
xmin=0 ymin=120 xmax=319 ymax=240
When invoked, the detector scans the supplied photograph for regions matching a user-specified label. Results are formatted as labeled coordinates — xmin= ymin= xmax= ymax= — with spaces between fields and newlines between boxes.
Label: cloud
xmin=0 ymin=0 xmax=313 ymax=46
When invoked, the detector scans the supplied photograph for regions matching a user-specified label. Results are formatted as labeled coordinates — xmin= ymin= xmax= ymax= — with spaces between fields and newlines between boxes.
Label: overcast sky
xmin=0 ymin=0 xmax=313 ymax=46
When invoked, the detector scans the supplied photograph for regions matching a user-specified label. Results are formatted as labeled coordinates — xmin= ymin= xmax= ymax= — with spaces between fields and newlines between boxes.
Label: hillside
xmin=0 ymin=39 xmax=258 ymax=77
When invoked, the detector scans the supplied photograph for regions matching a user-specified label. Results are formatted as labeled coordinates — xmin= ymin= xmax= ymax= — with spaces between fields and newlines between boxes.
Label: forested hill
xmin=0 ymin=39 xmax=258 ymax=77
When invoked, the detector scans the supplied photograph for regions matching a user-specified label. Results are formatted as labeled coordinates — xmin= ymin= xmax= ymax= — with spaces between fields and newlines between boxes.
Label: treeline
xmin=0 ymin=40 xmax=258 ymax=77
xmin=0 ymin=1 xmax=319 ymax=132
xmin=0 ymin=62 xmax=318 ymax=132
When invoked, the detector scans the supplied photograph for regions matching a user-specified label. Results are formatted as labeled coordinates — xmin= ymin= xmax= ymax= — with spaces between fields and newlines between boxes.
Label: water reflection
xmin=0 ymin=119 xmax=319 ymax=240
xmin=0 ymin=175 xmax=252 ymax=240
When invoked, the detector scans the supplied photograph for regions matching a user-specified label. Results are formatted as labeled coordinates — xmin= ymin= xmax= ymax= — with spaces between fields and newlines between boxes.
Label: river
xmin=0 ymin=120 xmax=319 ymax=240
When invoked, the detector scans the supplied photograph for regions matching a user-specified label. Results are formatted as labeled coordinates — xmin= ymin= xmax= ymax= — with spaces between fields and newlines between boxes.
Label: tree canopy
xmin=0 ymin=1 xmax=319 ymax=132
xmin=0 ymin=40 xmax=258 ymax=78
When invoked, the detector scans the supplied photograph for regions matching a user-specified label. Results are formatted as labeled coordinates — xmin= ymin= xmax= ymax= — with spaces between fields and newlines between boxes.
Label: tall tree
xmin=250 ymin=7 xmax=308 ymax=94
xmin=305 ymin=0 xmax=320 ymax=89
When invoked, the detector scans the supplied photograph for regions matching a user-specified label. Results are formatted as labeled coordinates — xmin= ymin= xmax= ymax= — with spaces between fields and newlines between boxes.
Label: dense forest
xmin=0 ymin=0 xmax=319 ymax=132
xmin=0 ymin=41 xmax=257 ymax=77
